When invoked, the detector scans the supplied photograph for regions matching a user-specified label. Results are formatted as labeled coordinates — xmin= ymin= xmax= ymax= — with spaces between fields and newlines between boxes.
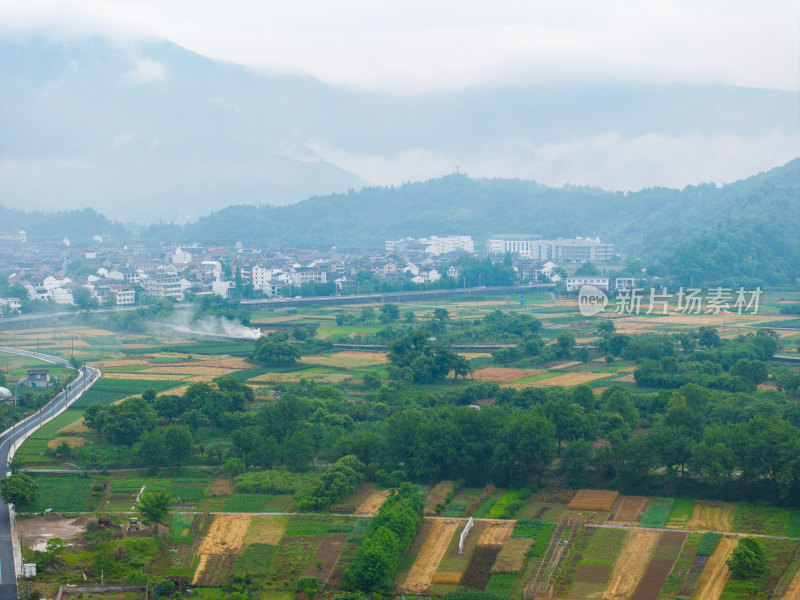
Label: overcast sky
xmin=1 ymin=0 xmax=799 ymax=94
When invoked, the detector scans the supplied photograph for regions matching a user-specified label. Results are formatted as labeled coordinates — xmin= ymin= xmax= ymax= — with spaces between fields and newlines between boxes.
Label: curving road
xmin=0 ymin=347 xmax=100 ymax=600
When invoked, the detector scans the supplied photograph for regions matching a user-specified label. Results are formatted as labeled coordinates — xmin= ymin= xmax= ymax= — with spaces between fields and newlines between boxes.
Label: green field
xmin=29 ymin=475 xmax=94 ymax=512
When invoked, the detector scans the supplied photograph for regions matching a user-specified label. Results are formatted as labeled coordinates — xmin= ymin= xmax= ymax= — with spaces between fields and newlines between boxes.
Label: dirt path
xmin=602 ymin=530 xmax=660 ymax=600
xmin=402 ymin=519 xmax=461 ymax=593
xmin=780 ymin=567 xmax=800 ymax=600
xmin=693 ymin=537 xmax=736 ymax=600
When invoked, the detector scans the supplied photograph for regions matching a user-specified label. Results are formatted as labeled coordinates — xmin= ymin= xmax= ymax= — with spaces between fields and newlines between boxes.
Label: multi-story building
xmin=489 ymin=235 xmax=615 ymax=263
xmin=488 ymin=234 xmax=544 ymax=256
xmin=142 ymin=273 xmax=182 ymax=299
xmin=565 ymin=276 xmax=610 ymax=292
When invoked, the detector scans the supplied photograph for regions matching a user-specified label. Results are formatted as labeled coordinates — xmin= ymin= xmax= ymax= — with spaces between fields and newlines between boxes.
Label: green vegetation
xmin=231 ymin=543 xmax=278 ymax=577
xmin=696 ymin=532 xmax=722 ymax=556
xmin=71 ymin=378 xmax=179 ymax=409
xmin=29 ymin=475 xmax=91 ymax=512
xmin=223 ymin=494 xmax=273 ymax=512
xmin=640 ymin=498 xmax=675 ymax=528
xmin=485 ymin=573 xmax=518 ymax=598
xmin=296 ymin=455 xmax=365 ymax=511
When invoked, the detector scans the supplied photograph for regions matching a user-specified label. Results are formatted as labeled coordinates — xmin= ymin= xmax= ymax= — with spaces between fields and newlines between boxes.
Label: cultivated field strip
xmin=402 ymin=518 xmax=461 ymax=593
xmin=524 ymin=515 xmax=582 ymax=599
xmin=692 ymin=536 xmax=736 ymax=600
xmin=602 ymin=529 xmax=661 ymax=600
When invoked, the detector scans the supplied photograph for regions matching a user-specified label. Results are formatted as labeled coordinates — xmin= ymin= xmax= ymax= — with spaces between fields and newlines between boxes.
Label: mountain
xmin=1 ymin=36 xmax=798 ymax=223
xmin=162 ymin=158 xmax=799 ymax=253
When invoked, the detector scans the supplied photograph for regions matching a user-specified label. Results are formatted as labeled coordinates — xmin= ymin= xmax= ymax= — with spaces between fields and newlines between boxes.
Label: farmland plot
xmin=402 ymin=518 xmax=461 ymax=593
xmin=601 ymin=529 xmax=660 ymax=600
xmin=687 ymin=501 xmax=737 ymax=532
xmin=356 ymin=489 xmax=390 ymax=515
xmin=568 ymin=489 xmax=619 ymax=511
xmin=193 ymin=514 xmax=253 ymax=584
xmin=425 ymin=481 xmax=455 ymax=515
xmin=608 ymin=496 xmax=651 ymax=524
xmin=692 ymin=536 xmax=736 ymax=600
xmin=478 ymin=520 xmax=515 ymax=547
xmin=629 ymin=531 xmax=686 ymax=600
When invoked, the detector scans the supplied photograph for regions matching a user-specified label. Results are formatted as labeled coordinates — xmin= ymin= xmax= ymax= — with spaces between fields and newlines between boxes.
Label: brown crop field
xmin=242 ymin=515 xmax=287 ymax=545
xmin=304 ymin=534 xmax=347 ymax=582
xmin=569 ymin=489 xmax=619 ymax=511
xmin=493 ymin=538 xmax=533 ymax=573
xmin=300 ymin=351 xmax=387 ymax=368
xmin=198 ymin=514 xmax=252 ymax=554
xmin=630 ymin=560 xmax=675 ymax=600
xmin=248 ymin=372 xmax=351 ymax=383
xmin=530 ymin=372 xmax=610 ymax=387
xmin=46 ymin=437 xmax=85 ymax=450
xmin=57 ymin=418 xmax=89 ymax=435
xmin=102 ymin=373 xmax=186 ymax=380
xmin=693 ymin=536 xmax=736 ymax=600
xmin=609 ymin=496 xmax=651 ymax=523
xmin=687 ymin=501 xmax=737 ymax=531
xmin=575 ymin=564 xmax=612 ymax=583
xmin=432 ymin=572 xmax=462 ymax=584
xmin=356 ymin=489 xmax=390 ymax=516
xmin=425 ymin=481 xmax=455 ymax=515
xmin=602 ymin=530 xmax=660 ymax=600
xmin=478 ymin=520 xmax=515 ymax=547
xmin=472 ymin=368 xmax=546 ymax=383
xmin=403 ymin=519 xmax=461 ymax=593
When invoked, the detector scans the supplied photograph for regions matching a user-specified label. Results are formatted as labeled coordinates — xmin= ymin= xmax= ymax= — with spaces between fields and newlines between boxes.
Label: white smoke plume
xmin=152 ymin=312 xmax=262 ymax=340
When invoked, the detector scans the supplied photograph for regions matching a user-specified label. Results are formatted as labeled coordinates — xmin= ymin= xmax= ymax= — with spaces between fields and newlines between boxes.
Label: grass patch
xmin=511 ymin=520 xmax=554 ymax=558
xmin=666 ymin=497 xmax=694 ymax=528
xmin=577 ymin=527 xmax=626 ymax=566
xmin=170 ymin=513 xmax=195 ymax=540
xmin=732 ymin=503 xmax=794 ymax=537
xmin=721 ymin=538 xmax=800 ymax=600
xmin=485 ymin=573 xmax=518 ymax=597
xmin=71 ymin=378 xmax=179 ymax=409
xmin=231 ymin=543 xmax=278 ymax=577
xmin=284 ymin=515 xmax=355 ymax=537
xmin=223 ymin=494 xmax=273 ymax=512
xmin=640 ymin=497 xmax=675 ymax=528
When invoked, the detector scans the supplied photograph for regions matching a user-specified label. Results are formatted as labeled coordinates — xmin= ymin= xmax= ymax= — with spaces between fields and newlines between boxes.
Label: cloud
xmin=121 ymin=56 xmax=166 ymax=84
xmin=0 ymin=0 xmax=797 ymax=93
xmin=309 ymin=129 xmax=800 ymax=192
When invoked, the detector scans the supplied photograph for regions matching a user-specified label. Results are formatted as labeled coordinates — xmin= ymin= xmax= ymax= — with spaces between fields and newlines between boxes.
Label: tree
xmin=72 ymin=286 xmax=98 ymax=310
xmin=138 ymin=488 xmax=171 ymax=536
xmin=379 ymin=303 xmax=400 ymax=323
xmin=362 ymin=372 xmax=382 ymax=390
xmin=726 ymin=537 xmax=767 ymax=578
xmin=574 ymin=261 xmax=600 ymax=276
xmin=0 ymin=473 xmax=39 ymax=509
xmin=252 ymin=332 xmax=301 ymax=365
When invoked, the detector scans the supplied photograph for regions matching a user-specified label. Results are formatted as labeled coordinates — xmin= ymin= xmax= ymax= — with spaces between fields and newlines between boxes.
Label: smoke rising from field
xmin=154 ymin=313 xmax=262 ymax=340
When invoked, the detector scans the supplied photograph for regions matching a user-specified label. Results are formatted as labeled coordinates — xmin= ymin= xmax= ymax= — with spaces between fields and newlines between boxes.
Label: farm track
xmin=781 ymin=567 xmax=800 ymax=600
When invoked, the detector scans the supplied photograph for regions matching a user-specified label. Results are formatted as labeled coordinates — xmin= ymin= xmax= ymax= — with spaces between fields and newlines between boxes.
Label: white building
xmin=110 ymin=285 xmax=136 ymax=305
xmin=142 ymin=273 xmax=182 ymax=300
xmin=489 ymin=235 xmax=615 ymax=263
xmin=565 ymin=276 xmax=610 ymax=292
xmin=212 ymin=280 xmax=235 ymax=298
xmin=172 ymin=247 xmax=192 ymax=265
xmin=488 ymin=234 xmax=544 ymax=256
xmin=419 ymin=236 xmax=474 ymax=255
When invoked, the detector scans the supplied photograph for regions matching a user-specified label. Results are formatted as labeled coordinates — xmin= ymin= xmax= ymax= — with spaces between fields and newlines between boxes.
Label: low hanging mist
xmin=153 ymin=313 xmax=262 ymax=340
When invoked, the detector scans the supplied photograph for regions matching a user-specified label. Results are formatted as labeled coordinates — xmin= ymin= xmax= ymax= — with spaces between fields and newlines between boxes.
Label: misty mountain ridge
xmin=1 ymin=35 xmax=798 ymax=222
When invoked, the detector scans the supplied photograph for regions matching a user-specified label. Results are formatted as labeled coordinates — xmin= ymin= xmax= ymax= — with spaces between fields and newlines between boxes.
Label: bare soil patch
xmin=575 ymin=564 xmax=612 ymax=583
xmin=209 ymin=477 xmax=234 ymax=497
xmin=19 ymin=515 xmax=88 ymax=547
xmin=659 ymin=531 xmax=687 ymax=546
xmin=569 ymin=489 xmax=619 ymax=511
xmin=630 ymin=559 xmax=675 ymax=600
xmin=403 ymin=519 xmax=461 ymax=593
xmin=472 ymin=367 xmax=546 ymax=383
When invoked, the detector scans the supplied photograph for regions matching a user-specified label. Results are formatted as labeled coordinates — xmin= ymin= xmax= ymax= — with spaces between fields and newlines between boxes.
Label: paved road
xmin=0 ymin=347 xmax=99 ymax=600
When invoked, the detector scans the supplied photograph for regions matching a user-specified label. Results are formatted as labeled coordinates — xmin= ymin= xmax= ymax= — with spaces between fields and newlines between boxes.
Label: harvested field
xmin=425 ymin=481 xmax=455 ymax=515
xmin=569 ymin=489 xmax=619 ymax=511
xmin=304 ymin=534 xmax=347 ymax=581
xmin=142 ymin=366 xmax=234 ymax=375
xmin=493 ymin=538 xmax=534 ymax=573
xmin=609 ymin=496 xmax=650 ymax=523
xmin=248 ymin=372 xmax=351 ymax=383
xmin=479 ymin=520 xmax=515 ymax=547
xmin=102 ymin=373 xmax=186 ymax=380
xmin=549 ymin=361 xmax=583 ymax=370
xmin=687 ymin=501 xmax=736 ymax=532
xmin=209 ymin=478 xmax=234 ymax=497
xmin=356 ymin=489 xmax=390 ymax=516
xmin=433 ymin=572 xmax=462 ymax=584
xmin=403 ymin=519 xmax=461 ymax=593
xmin=472 ymin=367 xmax=546 ymax=383
xmin=612 ymin=373 xmax=636 ymax=383
xmin=56 ymin=417 xmax=87 ymax=436
xmin=198 ymin=514 xmax=252 ymax=554
xmin=531 ymin=489 xmax=576 ymax=504
xmin=242 ymin=515 xmax=287 ymax=546
xmin=46 ymin=437 xmax=85 ymax=450
xmin=781 ymin=568 xmax=800 ymax=600
xmin=602 ymin=529 xmax=660 ymax=600
xmin=300 ymin=351 xmax=387 ymax=368
xmin=530 ymin=372 xmax=610 ymax=387
xmin=576 ymin=564 xmax=612 ymax=583
xmin=693 ymin=536 xmax=736 ymax=600
xmin=458 ymin=352 xmax=493 ymax=358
